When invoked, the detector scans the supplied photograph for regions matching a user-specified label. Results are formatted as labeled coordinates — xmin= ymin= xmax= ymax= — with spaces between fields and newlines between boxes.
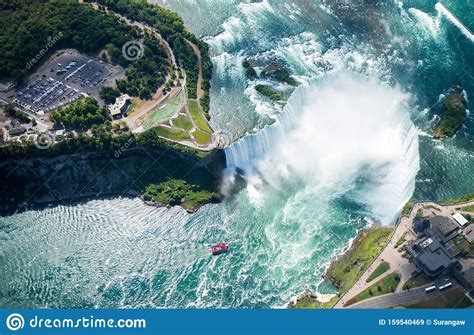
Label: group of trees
xmin=0 ymin=120 xmax=198 ymax=161
xmin=0 ymin=0 xmax=138 ymax=80
xmin=99 ymin=86 xmax=121 ymax=104
xmin=111 ymin=33 xmax=169 ymax=100
xmin=4 ymin=105 xmax=31 ymax=124
xmin=96 ymin=0 xmax=213 ymax=117
xmin=143 ymin=179 xmax=218 ymax=210
xmin=1 ymin=0 xmax=170 ymax=102
xmin=51 ymin=97 xmax=109 ymax=129
xmin=255 ymin=84 xmax=281 ymax=101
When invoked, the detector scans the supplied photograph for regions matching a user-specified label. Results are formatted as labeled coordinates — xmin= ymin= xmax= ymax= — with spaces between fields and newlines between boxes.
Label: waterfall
xmin=224 ymin=72 xmax=420 ymax=224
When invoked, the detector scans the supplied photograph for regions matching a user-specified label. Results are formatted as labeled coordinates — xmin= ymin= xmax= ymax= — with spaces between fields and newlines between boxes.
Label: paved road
xmin=348 ymin=269 xmax=474 ymax=308
xmin=335 ymin=200 xmax=474 ymax=308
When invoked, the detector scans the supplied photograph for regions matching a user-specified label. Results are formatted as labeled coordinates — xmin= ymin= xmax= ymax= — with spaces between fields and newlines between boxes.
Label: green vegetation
xmin=192 ymin=129 xmax=212 ymax=145
xmin=264 ymin=67 xmax=297 ymax=85
xmin=4 ymin=105 xmax=31 ymax=124
xmin=401 ymin=201 xmax=413 ymax=216
xmin=440 ymin=192 xmax=474 ymax=205
xmin=100 ymin=86 xmax=121 ymax=104
xmin=97 ymin=0 xmax=213 ymax=106
xmin=432 ymin=86 xmax=467 ymax=138
xmin=405 ymin=288 xmax=473 ymax=308
xmin=345 ymin=272 xmax=401 ymax=306
xmin=154 ymin=126 xmax=191 ymax=142
xmin=462 ymin=205 xmax=474 ymax=212
xmin=288 ymin=293 xmax=338 ymax=309
xmin=143 ymin=179 xmax=218 ymax=211
xmin=325 ymin=227 xmax=393 ymax=294
xmin=366 ymin=261 xmax=390 ymax=283
xmin=402 ymin=273 xmax=433 ymax=290
xmin=51 ymin=97 xmax=109 ymax=129
xmin=144 ymin=92 xmax=181 ymax=129
xmin=242 ymin=59 xmax=257 ymax=80
xmin=0 ymin=0 xmax=169 ymax=99
xmin=0 ymin=117 xmax=206 ymax=161
xmin=394 ymin=232 xmax=408 ymax=249
xmin=172 ymin=114 xmax=193 ymax=131
xmin=115 ymin=32 xmax=169 ymax=99
xmin=255 ymin=84 xmax=280 ymax=101
xmin=188 ymin=100 xmax=211 ymax=132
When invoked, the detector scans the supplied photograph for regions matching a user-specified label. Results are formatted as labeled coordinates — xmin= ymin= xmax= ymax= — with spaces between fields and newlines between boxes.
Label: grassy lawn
xmin=440 ymin=192 xmax=474 ymax=205
xmin=154 ymin=126 xmax=191 ymax=142
xmin=345 ymin=272 xmax=401 ymax=306
xmin=144 ymin=92 xmax=181 ymax=129
xmin=405 ymin=288 xmax=473 ymax=308
xmin=402 ymin=273 xmax=433 ymax=290
xmin=366 ymin=261 xmax=390 ymax=283
xmin=394 ymin=232 xmax=408 ymax=249
xmin=325 ymin=227 xmax=394 ymax=294
xmin=401 ymin=201 xmax=413 ymax=216
xmin=172 ymin=114 xmax=194 ymax=131
xmin=192 ymin=129 xmax=212 ymax=145
xmin=188 ymin=99 xmax=211 ymax=132
xmin=462 ymin=204 xmax=474 ymax=212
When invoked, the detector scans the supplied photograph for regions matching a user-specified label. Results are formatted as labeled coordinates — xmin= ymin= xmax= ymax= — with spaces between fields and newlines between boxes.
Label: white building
xmin=108 ymin=94 xmax=131 ymax=119
xmin=452 ymin=213 xmax=469 ymax=227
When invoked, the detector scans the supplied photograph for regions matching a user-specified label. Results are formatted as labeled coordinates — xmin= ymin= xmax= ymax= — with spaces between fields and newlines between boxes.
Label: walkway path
xmin=335 ymin=199 xmax=474 ymax=308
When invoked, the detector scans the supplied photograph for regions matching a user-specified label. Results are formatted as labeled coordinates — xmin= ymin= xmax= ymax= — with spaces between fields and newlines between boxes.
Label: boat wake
xmin=225 ymin=72 xmax=420 ymax=224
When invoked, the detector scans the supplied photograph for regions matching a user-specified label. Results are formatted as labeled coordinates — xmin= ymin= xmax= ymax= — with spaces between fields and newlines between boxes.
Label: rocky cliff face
xmin=0 ymin=148 xmax=226 ymax=215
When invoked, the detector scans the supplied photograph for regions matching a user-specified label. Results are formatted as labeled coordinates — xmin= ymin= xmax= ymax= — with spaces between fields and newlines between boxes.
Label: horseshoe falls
xmin=1 ymin=0 xmax=473 ymax=308
xmin=225 ymin=72 xmax=420 ymax=224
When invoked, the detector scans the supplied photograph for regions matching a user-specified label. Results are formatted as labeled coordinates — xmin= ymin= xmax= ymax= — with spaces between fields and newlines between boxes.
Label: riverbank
xmin=0 ymin=147 xmax=225 ymax=216
xmin=289 ymin=194 xmax=474 ymax=308
xmin=288 ymin=227 xmax=393 ymax=308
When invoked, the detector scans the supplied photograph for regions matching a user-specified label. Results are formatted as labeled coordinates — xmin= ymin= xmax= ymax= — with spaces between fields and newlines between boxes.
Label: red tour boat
xmin=210 ymin=243 xmax=229 ymax=255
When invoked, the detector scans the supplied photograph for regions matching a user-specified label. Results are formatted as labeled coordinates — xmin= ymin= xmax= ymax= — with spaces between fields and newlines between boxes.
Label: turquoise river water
xmin=1 ymin=0 xmax=473 ymax=308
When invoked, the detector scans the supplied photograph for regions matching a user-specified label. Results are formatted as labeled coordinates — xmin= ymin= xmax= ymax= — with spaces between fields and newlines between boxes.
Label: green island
xmin=263 ymin=66 xmax=298 ymax=86
xmin=255 ymin=84 xmax=281 ymax=101
xmin=432 ymin=86 xmax=467 ymax=138
xmin=143 ymin=179 xmax=219 ymax=212
xmin=242 ymin=59 xmax=257 ymax=80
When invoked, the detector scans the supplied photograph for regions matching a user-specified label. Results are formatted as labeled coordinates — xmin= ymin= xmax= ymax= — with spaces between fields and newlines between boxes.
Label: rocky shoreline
xmin=0 ymin=148 xmax=225 ymax=216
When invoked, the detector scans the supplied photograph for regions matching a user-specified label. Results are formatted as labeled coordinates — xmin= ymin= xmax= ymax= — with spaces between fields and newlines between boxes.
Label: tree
xmin=100 ymin=86 xmax=120 ymax=104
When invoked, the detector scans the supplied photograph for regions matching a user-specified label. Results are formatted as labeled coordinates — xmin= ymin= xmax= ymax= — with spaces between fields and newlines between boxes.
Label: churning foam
xmin=225 ymin=72 xmax=420 ymax=224
xmin=435 ymin=2 xmax=474 ymax=42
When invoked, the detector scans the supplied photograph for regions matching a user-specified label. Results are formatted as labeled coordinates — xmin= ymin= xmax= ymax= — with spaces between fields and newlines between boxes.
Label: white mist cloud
xmin=227 ymin=72 xmax=420 ymax=224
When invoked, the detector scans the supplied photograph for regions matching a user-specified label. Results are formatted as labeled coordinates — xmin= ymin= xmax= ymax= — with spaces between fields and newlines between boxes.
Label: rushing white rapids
xmin=225 ymin=72 xmax=420 ymax=224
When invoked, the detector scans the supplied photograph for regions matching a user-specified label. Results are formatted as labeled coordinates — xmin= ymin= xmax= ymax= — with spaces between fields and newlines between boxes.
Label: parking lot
xmin=10 ymin=49 xmax=124 ymax=117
